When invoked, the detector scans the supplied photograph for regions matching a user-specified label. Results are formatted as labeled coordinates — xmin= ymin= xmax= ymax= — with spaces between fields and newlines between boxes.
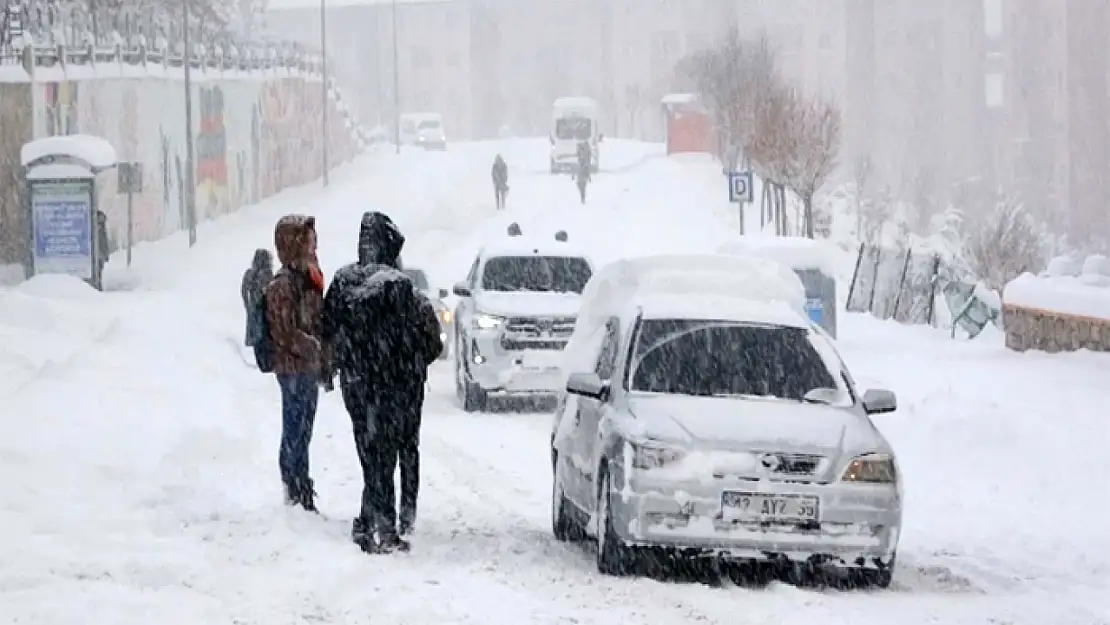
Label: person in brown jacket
xmin=265 ymin=214 xmax=330 ymax=511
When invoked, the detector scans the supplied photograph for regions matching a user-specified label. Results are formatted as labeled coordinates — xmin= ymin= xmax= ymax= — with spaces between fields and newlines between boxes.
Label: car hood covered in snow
xmin=626 ymin=394 xmax=886 ymax=456
xmin=475 ymin=291 xmax=583 ymax=318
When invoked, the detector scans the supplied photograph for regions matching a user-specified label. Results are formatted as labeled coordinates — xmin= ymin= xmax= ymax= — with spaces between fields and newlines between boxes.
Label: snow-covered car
xmin=403 ymin=267 xmax=453 ymax=361
xmin=550 ymin=254 xmax=902 ymax=587
xmin=451 ymin=227 xmax=593 ymax=412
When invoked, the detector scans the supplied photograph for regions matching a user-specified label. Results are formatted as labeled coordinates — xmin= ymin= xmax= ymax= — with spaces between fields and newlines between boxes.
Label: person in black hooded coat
xmin=321 ymin=211 xmax=443 ymax=553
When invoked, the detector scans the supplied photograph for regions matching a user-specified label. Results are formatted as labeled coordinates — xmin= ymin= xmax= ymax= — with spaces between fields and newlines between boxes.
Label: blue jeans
xmin=277 ymin=373 xmax=320 ymax=488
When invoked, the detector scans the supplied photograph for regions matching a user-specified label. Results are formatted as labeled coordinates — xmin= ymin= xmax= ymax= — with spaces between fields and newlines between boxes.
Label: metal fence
xmin=845 ymin=243 xmax=949 ymax=326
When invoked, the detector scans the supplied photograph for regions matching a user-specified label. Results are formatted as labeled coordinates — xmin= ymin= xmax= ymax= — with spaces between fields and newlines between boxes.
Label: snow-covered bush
xmin=964 ymin=194 xmax=1047 ymax=291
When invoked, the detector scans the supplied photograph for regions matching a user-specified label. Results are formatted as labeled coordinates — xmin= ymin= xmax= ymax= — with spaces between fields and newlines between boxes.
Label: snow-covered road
xmin=1 ymin=140 xmax=1107 ymax=625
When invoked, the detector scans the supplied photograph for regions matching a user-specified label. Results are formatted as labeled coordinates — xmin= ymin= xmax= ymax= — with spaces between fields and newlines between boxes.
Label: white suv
xmin=451 ymin=230 xmax=593 ymax=412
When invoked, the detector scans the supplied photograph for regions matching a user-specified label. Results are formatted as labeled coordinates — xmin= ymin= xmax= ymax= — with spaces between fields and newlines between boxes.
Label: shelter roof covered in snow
xmin=21 ymin=135 xmax=117 ymax=172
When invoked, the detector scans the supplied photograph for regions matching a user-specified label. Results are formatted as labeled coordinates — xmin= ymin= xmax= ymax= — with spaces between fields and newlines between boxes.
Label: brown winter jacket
xmin=266 ymin=215 xmax=326 ymax=377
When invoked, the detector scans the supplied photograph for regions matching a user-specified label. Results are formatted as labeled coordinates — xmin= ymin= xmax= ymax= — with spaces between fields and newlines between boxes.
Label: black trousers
xmin=342 ymin=380 xmax=422 ymax=537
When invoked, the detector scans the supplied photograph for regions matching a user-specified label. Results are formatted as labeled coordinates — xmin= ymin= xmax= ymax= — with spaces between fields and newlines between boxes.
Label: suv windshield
xmin=403 ymin=268 xmax=429 ymax=291
xmin=629 ymin=319 xmax=838 ymax=400
xmin=418 ymin=120 xmax=441 ymax=130
xmin=555 ymin=117 xmax=592 ymax=141
xmin=481 ymin=256 xmax=592 ymax=293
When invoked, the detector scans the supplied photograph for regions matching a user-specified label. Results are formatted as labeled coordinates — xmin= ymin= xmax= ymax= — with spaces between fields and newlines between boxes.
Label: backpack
xmin=252 ymin=284 xmax=276 ymax=373
xmin=252 ymin=270 xmax=300 ymax=373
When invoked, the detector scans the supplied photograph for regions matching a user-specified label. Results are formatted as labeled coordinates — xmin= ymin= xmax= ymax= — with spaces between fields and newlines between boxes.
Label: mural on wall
xmin=44 ymin=81 xmax=78 ymax=136
xmin=251 ymin=103 xmax=261 ymax=205
xmin=197 ymin=85 xmax=229 ymax=220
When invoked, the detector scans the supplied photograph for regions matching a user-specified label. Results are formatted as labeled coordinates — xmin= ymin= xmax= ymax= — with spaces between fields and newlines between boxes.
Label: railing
xmin=0 ymin=0 xmax=371 ymax=150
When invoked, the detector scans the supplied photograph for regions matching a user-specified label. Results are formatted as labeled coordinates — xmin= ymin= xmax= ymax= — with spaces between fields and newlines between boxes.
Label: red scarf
xmin=307 ymin=262 xmax=325 ymax=293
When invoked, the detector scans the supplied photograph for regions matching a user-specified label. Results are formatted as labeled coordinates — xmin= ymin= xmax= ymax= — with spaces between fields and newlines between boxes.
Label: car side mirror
xmin=452 ymin=282 xmax=472 ymax=298
xmin=861 ymin=389 xmax=897 ymax=415
xmin=438 ymin=288 xmax=449 ymax=299
xmin=566 ymin=372 xmax=609 ymax=402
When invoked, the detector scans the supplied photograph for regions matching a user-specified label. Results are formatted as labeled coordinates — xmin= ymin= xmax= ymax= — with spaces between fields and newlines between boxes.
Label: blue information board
xmin=805 ymin=296 xmax=825 ymax=326
xmin=30 ymin=180 xmax=93 ymax=279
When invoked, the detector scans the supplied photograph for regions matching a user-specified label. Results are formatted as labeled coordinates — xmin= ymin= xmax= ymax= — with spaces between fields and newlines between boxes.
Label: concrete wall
xmin=1003 ymin=304 xmax=1110 ymax=353
xmin=0 ymin=64 xmax=359 ymax=271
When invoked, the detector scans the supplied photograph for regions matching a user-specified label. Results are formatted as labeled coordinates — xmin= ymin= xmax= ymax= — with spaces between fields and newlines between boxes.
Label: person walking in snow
xmin=95 ymin=210 xmax=110 ymax=282
xmin=322 ymin=211 xmax=442 ymax=554
xmin=241 ymin=248 xmax=274 ymax=347
xmin=572 ymin=141 xmax=592 ymax=204
xmin=265 ymin=215 xmax=330 ymax=512
xmin=491 ymin=154 xmax=509 ymax=210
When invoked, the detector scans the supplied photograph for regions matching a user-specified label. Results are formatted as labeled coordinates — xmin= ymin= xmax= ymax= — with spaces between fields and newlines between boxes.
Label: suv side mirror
xmin=438 ymin=288 xmax=449 ymax=299
xmin=566 ymin=372 xmax=609 ymax=402
xmin=861 ymin=389 xmax=897 ymax=415
xmin=452 ymin=282 xmax=472 ymax=298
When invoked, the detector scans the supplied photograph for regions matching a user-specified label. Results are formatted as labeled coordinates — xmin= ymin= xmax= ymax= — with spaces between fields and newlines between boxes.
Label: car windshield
xmin=418 ymin=120 xmax=441 ymax=130
xmin=481 ymin=256 xmax=592 ymax=293
xmin=555 ymin=117 xmax=592 ymax=141
xmin=629 ymin=319 xmax=839 ymax=401
xmin=403 ymin=268 xmax=429 ymax=291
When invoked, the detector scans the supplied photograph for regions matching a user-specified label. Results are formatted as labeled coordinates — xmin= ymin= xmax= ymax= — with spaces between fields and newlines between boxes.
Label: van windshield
xmin=418 ymin=120 xmax=441 ymax=130
xmin=556 ymin=118 xmax=592 ymax=141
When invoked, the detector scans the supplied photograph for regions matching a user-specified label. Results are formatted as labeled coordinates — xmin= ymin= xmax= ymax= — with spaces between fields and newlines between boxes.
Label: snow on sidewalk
xmin=1 ymin=139 xmax=1108 ymax=625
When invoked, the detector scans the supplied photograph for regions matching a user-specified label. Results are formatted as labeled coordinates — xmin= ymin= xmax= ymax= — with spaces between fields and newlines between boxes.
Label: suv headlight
xmin=631 ymin=441 xmax=685 ymax=470
xmin=440 ymin=309 xmax=453 ymax=324
xmin=473 ymin=313 xmax=503 ymax=330
xmin=840 ymin=453 xmax=897 ymax=483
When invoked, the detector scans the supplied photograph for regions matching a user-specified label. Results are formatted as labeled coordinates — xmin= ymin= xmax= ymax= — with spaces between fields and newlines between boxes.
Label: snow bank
xmin=1004 ymin=272 xmax=1110 ymax=321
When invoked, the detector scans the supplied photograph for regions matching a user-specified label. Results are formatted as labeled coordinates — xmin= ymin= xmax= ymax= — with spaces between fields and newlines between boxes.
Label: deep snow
xmin=1 ymin=139 xmax=1108 ymax=624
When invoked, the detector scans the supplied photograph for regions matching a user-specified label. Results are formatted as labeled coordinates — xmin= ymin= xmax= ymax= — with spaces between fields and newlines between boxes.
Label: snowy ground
xmin=1 ymin=139 xmax=1108 ymax=625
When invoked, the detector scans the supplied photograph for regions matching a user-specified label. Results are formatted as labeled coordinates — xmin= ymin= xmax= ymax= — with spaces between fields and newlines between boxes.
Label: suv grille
xmin=501 ymin=316 xmax=576 ymax=350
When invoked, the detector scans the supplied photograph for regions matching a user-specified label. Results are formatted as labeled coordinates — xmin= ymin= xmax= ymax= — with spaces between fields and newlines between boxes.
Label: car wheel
xmin=853 ymin=553 xmax=895 ymax=589
xmin=454 ymin=334 xmax=487 ymax=412
xmin=596 ymin=465 xmax=636 ymax=576
xmin=552 ymin=451 xmax=584 ymax=542
xmin=550 ymin=159 xmax=558 ymax=174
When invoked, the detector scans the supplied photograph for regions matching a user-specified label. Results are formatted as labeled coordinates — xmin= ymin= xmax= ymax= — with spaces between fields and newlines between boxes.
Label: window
xmin=403 ymin=268 xmax=429 ymax=291
xmin=417 ymin=119 xmax=441 ymax=130
xmin=555 ymin=117 xmax=592 ymax=141
xmin=628 ymin=320 xmax=840 ymax=401
xmin=594 ymin=318 xmax=620 ymax=381
xmin=480 ymin=256 xmax=593 ymax=293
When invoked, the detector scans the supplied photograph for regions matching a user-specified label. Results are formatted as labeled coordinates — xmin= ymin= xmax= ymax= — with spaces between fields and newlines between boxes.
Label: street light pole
xmin=392 ymin=0 xmax=400 ymax=154
xmin=183 ymin=0 xmax=197 ymax=247
xmin=320 ymin=0 xmax=330 ymax=186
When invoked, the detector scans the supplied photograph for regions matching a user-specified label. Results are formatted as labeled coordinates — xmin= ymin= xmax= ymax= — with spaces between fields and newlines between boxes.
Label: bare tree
xmin=852 ymin=155 xmax=872 ymax=239
xmin=964 ymin=193 xmax=1046 ymax=290
xmin=781 ymin=92 xmax=841 ymax=239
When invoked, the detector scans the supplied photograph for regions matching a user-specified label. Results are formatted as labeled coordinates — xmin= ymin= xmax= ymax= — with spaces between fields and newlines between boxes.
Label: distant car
xmin=451 ymin=226 xmax=593 ymax=412
xmin=550 ymin=254 xmax=902 ymax=588
xmin=403 ymin=267 xmax=452 ymax=361
xmin=398 ymin=112 xmax=447 ymax=150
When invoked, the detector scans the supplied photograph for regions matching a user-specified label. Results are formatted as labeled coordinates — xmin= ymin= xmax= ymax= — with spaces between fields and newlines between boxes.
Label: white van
xmin=399 ymin=112 xmax=447 ymax=150
xmin=550 ymin=97 xmax=601 ymax=174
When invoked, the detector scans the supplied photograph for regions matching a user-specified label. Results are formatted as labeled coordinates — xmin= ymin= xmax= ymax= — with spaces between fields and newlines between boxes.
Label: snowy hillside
xmin=1 ymin=140 xmax=1107 ymax=625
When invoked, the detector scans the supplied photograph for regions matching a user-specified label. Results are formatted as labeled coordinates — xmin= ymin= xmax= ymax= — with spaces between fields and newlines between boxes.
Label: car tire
xmin=596 ymin=465 xmax=636 ymax=576
xmin=551 ymin=451 xmax=584 ymax=542
xmin=454 ymin=334 xmax=487 ymax=412
xmin=854 ymin=553 xmax=895 ymax=589
xmin=550 ymin=159 xmax=558 ymax=174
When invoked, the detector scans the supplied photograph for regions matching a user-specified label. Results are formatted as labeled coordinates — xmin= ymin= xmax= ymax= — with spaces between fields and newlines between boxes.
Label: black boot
xmin=399 ymin=508 xmax=415 ymax=536
xmin=291 ymin=478 xmax=318 ymax=512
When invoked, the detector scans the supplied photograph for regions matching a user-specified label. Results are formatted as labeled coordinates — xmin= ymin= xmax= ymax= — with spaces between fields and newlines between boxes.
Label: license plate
xmin=721 ymin=492 xmax=819 ymax=522
xmin=520 ymin=351 xmax=563 ymax=370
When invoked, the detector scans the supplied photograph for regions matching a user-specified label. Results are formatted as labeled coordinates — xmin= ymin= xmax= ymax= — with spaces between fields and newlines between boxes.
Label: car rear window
xmin=629 ymin=319 xmax=838 ymax=401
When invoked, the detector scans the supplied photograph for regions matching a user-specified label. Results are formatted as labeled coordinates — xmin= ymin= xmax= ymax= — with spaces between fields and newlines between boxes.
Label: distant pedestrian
xmin=241 ymin=248 xmax=274 ymax=347
xmin=572 ymin=142 xmax=592 ymax=204
xmin=491 ymin=154 xmax=509 ymax=210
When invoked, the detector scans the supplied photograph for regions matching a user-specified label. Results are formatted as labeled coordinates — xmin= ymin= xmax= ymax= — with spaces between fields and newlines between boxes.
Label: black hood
xmin=358 ymin=211 xmax=405 ymax=267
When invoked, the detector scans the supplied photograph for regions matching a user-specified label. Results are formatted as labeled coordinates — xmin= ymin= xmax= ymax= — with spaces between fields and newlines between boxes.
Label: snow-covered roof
xmin=21 ymin=135 xmax=117 ymax=171
xmin=481 ymin=235 xmax=590 ymax=261
xmin=661 ymin=93 xmax=697 ymax=105
xmin=718 ymin=236 xmax=837 ymax=276
xmin=26 ymin=163 xmax=96 ymax=180
xmin=639 ymin=294 xmax=810 ymax=328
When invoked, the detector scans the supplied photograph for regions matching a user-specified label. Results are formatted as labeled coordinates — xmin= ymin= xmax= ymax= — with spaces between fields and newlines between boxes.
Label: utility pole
xmin=183 ymin=0 xmax=197 ymax=247
xmin=392 ymin=0 xmax=400 ymax=154
xmin=320 ymin=0 xmax=330 ymax=186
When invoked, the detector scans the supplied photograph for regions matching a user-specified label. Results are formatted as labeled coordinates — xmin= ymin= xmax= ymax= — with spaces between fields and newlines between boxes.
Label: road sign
xmin=117 ymin=162 xmax=143 ymax=193
xmin=729 ymin=170 xmax=754 ymax=203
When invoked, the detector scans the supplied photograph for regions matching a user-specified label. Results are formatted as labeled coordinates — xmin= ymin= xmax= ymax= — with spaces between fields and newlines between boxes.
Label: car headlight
xmin=440 ymin=309 xmax=453 ymax=324
xmin=840 ymin=453 xmax=897 ymax=483
xmin=631 ymin=441 xmax=685 ymax=470
xmin=473 ymin=313 xmax=503 ymax=330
